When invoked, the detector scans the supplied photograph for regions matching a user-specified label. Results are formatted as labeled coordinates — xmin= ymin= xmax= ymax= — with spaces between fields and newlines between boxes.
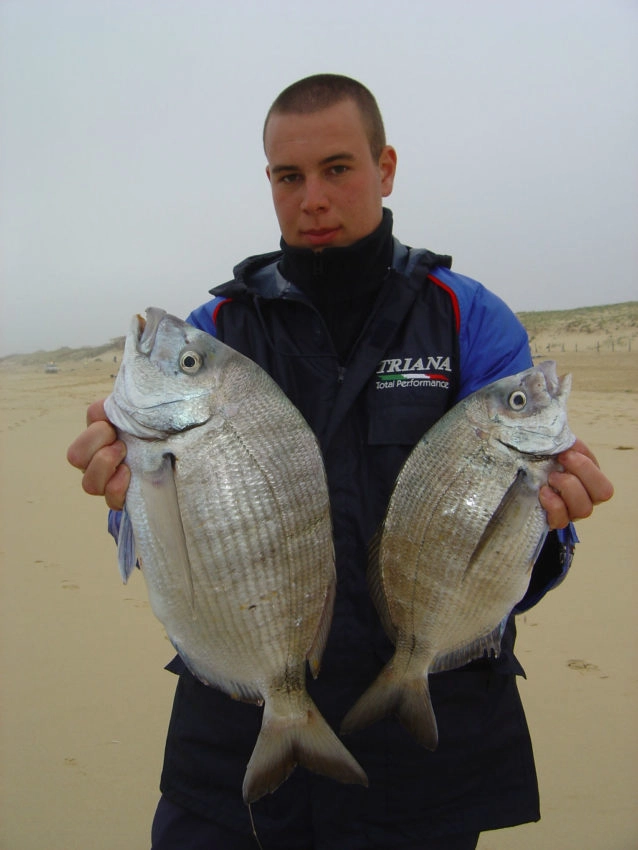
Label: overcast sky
xmin=1 ymin=0 xmax=636 ymax=356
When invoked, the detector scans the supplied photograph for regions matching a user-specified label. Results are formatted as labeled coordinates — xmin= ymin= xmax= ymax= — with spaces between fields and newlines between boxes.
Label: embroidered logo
xmin=375 ymin=355 xmax=452 ymax=390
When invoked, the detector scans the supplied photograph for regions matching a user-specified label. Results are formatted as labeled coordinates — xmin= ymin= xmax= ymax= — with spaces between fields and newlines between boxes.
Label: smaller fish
xmin=341 ymin=361 xmax=575 ymax=749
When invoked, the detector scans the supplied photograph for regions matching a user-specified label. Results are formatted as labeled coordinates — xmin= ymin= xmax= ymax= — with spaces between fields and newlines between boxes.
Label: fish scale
xmin=105 ymin=307 xmax=367 ymax=803
xmin=152 ymin=416 xmax=316 ymax=684
xmin=341 ymin=360 xmax=574 ymax=749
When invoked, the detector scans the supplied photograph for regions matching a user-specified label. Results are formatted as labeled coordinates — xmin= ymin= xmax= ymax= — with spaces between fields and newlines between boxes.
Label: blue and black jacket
xmin=154 ymin=239 xmax=575 ymax=845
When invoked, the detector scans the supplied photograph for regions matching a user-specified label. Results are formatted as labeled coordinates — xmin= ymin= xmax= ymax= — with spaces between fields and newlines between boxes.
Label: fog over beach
xmin=1 ymin=1 xmax=637 ymax=357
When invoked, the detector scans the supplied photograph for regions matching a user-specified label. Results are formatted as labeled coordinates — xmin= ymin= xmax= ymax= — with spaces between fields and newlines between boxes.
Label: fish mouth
xmin=502 ymin=369 xmax=575 ymax=456
xmin=530 ymin=366 xmax=575 ymax=454
xmin=135 ymin=307 xmax=167 ymax=355
xmin=485 ymin=362 xmax=575 ymax=457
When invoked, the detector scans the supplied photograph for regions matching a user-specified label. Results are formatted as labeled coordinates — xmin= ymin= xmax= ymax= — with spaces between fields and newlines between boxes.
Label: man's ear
xmin=379 ymin=145 xmax=397 ymax=197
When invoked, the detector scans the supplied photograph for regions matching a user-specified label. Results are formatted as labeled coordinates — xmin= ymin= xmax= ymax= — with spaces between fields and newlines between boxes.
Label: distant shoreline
xmin=1 ymin=301 xmax=636 ymax=364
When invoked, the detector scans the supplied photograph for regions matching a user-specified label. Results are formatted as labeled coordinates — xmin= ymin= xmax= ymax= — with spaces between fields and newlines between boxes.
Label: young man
xmin=68 ymin=75 xmax=613 ymax=849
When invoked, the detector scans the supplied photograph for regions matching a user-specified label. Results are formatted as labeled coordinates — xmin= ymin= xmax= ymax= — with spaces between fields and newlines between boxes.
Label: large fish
xmin=104 ymin=308 xmax=367 ymax=803
xmin=341 ymin=361 xmax=575 ymax=749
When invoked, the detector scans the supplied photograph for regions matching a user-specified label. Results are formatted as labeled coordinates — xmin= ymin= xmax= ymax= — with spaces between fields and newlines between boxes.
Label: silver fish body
xmin=104 ymin=308 xmax=367 ymax=803
xmin=341 ymin=361 xmax=575 ymax=749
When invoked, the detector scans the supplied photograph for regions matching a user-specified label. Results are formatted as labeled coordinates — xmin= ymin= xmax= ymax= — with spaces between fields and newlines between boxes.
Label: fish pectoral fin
xmin=140 ymin=453 xmax=196 ymax=616
xmin=116 ymin=505 xmax=138 ymax=583
xmin=466 ymin=468 xmax=536 ymax=574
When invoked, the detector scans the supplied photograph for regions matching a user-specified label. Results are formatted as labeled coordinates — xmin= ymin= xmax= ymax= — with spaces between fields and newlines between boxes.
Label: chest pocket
xmin=368 ymin=394 xmax=453 ymax=446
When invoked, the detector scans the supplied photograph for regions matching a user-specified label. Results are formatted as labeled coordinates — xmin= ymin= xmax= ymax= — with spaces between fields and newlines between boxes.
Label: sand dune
xmin=1 ymin=303 xmax=636 ymax=849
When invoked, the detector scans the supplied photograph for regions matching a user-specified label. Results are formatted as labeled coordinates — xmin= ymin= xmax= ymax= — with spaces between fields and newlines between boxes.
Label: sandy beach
xmin=1 ymin=305 xmax=636 ymax=849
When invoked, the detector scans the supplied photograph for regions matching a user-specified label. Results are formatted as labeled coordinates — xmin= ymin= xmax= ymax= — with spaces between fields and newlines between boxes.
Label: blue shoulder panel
xmin=186 ymin=297 xmax=230 ymax=336
xmin=431 ymin=267 xmax=532 ymax=400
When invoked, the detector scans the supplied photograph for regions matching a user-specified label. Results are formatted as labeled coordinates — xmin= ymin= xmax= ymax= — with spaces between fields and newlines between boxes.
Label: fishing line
xmin=248 ymin=803 xmax=265 ymax=850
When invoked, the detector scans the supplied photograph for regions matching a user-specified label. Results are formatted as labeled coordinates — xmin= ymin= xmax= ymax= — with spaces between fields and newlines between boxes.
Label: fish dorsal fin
xmin=139 ymin=453 xmax=196 ymax=617
xmin=430 ymin=617 xmax=509 ymax=673
xmin=528 ymin=528 xmax=549 ymax=573
xmin=169 ymin=636 xmax=263 ymax=703
xmin=466 ymin=467 xmax=536 ymax=575
xmin=367 ymin=527 xmax=398 ymax=643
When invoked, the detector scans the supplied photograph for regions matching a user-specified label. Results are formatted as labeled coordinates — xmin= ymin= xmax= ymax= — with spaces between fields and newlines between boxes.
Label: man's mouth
xmin=301 ymin=227 xmax=341 ymax=247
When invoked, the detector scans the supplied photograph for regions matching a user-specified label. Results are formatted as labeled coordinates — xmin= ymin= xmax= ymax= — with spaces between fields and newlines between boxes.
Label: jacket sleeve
xmin=514 ymin=525 xmax=578 ymax=612
xmin=434 ymin=267 xmax=577 ymax=609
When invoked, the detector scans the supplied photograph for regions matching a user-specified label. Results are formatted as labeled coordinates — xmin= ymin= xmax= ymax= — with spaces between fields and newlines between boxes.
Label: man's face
xmin=264 ymin=99 xmax=397 ymax=250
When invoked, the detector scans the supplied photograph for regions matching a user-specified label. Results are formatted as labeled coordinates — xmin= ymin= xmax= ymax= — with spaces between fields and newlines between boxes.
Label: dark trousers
xmin=151 ymin=795 xmax=480 ymax=850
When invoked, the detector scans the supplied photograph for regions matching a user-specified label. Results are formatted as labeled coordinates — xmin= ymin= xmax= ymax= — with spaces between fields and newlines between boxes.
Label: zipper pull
xmin=337 ymin=365 xmax=346 ymax=384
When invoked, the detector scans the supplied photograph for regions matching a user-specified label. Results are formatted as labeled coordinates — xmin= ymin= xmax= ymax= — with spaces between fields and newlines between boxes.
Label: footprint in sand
xmin=566 ymin=659 xmax=608 ymax=678
xmin=123 ymin=597 xmax=149 ymax=608
xmin=64 ymin=757 xmax=87 ymax=775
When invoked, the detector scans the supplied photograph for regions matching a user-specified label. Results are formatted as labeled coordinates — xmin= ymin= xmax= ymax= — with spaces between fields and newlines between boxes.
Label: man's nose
xmin=300 ymin=176 xmax=329 ymax=212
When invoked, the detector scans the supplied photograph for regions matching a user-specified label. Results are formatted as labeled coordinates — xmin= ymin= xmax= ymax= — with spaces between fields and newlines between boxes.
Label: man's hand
xmin=66 ymin=399 xmax=130 ymax=511
xmin=539 ymin=437 xmax=614 ymax=530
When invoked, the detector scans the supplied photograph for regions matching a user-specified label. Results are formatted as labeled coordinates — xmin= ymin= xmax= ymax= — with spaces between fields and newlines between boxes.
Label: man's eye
xmin=280 ymin=173 xmax=300 ymax=184
xmin=329 ymin=165 xmax=349 ymax=176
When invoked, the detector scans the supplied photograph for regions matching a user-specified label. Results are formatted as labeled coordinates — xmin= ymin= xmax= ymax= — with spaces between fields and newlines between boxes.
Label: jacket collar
xmin=212 ymin=237 xmax=414 ymax=300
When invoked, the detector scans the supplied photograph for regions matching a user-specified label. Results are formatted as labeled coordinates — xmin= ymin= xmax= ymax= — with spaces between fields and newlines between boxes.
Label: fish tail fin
xmin=341 ymin=663 xmax=439 ymax=750
xmin=242 ymin=699 xmax=368 ymax=804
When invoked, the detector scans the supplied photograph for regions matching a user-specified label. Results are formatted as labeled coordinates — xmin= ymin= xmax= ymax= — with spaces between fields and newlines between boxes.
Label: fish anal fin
xmin=430 ymin=617 xmax=509 ymax=673
xmin=367 ymin=528 xmax=397 ymax=643
xmin=308 ymin=574 xmax=336 ymax=679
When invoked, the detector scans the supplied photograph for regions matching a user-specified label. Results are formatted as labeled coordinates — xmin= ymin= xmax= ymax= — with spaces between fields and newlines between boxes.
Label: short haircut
xmin=263 ymin=74 xmax=387 ymax=160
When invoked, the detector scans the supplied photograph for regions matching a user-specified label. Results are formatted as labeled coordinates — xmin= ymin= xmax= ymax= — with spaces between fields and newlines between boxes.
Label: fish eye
xmin=179 ymin=350 xmax=203 ymax=374
xmin=508 ymin=390 xmax=527 ymax=411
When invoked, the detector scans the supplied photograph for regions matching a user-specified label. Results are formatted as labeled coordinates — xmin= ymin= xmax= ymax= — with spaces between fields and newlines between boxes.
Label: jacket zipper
xmin=279 ymin=290 xmax=346 ymax=386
